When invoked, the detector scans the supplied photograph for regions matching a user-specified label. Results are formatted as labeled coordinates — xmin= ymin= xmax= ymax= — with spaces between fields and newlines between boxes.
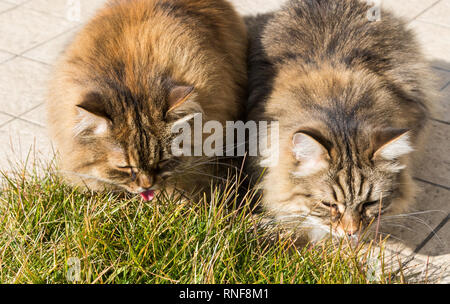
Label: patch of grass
xmin=0 ymin=161 xmax=399 ymax=284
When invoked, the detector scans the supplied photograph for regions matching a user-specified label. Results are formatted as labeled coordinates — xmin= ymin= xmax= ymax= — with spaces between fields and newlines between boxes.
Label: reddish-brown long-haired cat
xmin=47 ymin=0 xmax=247 ymax=201
xmin=246 ymin=0 xmax=433 ymax=242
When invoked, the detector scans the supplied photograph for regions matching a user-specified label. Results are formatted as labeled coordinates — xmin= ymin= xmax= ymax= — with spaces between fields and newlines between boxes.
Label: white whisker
xmin=383 ymin=210 xmax=447 ymax=218
xmin=382 ymin=215 xmax=446 ymax=247
xmin=380 ymin=222 xmax=416 ymax=233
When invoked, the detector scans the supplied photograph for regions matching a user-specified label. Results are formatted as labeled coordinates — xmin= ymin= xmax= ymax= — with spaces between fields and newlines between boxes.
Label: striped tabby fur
xmin=246 ymin=0 xmax=434 ymax=241
xmin=47 ymin=0 xmax=247 ymax=199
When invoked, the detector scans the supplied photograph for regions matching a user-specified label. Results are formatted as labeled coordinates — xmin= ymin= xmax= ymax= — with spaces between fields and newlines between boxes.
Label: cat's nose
xmin=138 ymin=174 xmax=154 ymax=189
xmin=342 ymin=225 xmax=360 ymax=237
xmin=339 ymin=211 xmax=361 ymax=237
xmin=346 ymin=230 xmax=359 ymax=237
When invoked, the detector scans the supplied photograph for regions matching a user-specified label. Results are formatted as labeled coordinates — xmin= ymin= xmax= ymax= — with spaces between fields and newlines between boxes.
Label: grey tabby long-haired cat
xmin=246 ymin=0 xmax=433 ymax=242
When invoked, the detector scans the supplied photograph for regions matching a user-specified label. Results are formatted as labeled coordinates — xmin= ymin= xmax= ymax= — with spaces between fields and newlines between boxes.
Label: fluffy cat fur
xmin=246 ymin=0 xmax=433 ymax=242
xmin=47 ymin=0 xmax=247 ymax=199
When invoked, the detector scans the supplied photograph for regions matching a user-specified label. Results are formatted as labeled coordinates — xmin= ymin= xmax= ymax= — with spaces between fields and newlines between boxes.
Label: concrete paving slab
xmin=230 ymin=0 xmax=285 ymax=15
xmin=0 ymin=1 xmax=15 ymax=13
xmin=409 ymin=20 xmax=450 ymax=62
xmin=413 ymin=120 xmax=450 ymax=187
xmin=0 ymin=6 xmax=75 ymax=54
xmin=436 ymin=82 xmax=450 ymax=123
xmin=20 ymin=103 xmax=46 ymax=127
xmin=0 ymin=119 xmax=53 ymax=173
xmin=0 ymin=56 xmax=50 ymax=116
xmin=428 ymin=67 xmax=450 ymax=123
xmin=2 ymin=0 xmax=29 ymax=4
xmin=22 ymin=26 xmax=80 ymax=65
xmin=418 ymin=0 xmax=450 ymax=28
xmin=381 ymin=181 xmax=449 ymax=256
xmin=23 ymin=0 xmax=107 ymax=23
xmin=0 ymin=50 xmax=14 ymax=64
xmin=383 ymin=0 xmax=439 ymax=21
xmin=0 ymin=112 xmax=13 ymax=126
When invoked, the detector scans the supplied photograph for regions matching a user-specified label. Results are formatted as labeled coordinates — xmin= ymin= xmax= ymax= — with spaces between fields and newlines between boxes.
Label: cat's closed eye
xmin=158 ymin=159 xmax=171 ymax=169
xmin=321 ymin=202 xmax=337 ymax=209
xmin=117 ymin=166 xmax=137 ymax=181
xmin=362 ymin=201 xmax=381 ymax=209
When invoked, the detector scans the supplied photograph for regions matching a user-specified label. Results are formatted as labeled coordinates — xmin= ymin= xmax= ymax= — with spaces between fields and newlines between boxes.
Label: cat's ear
xmin=292 ymin=132 xmax=330 ymax=177
xmin=75 ymin=92 xmax=111 ymax=136
xmin=166 ymin=85 xmax=202 ymax=115
xmin=167 ymin=86 xmax=195 ymax=112
xmin=372 ymin=129 xmax=413 ymax=161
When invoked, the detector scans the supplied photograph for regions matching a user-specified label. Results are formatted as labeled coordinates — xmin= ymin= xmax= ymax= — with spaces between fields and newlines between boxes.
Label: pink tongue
xmin=140 ymin=190 xmax=155 ymax=202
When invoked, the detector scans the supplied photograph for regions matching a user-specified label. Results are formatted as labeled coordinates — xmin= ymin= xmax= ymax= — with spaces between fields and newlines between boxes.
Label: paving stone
xmin=362 ymin=241 xmax=448 ymax=283
xmin=379 ymin=185 xmax=449 ymax=283
xmin=20 ymin=103 xmax=46 ymax=127
xmin=0 ymin=112 xmax=13 ymax=126
xmin=408 ymin=20 xmax=450 ymax=62
xmin=229 ymin=0 xmax=285 ymax=16
xmin=427 ymin=254 xmax=450 ymax=283
xmin=23 ymin=0 xmax=107 ymax=23
xmin=22 ymin=26 xmax=80 ymax=65
xmin=380 ymin=241 xmax=450 ymax=283
xmin=428 ymin=67 xmax=450 ymax=122
xmin=383 ymin=0 xmax=439 ymax=21
xmin=0 ymin=6 xmax=74 ymax=54
xmin=2 ymin=0 xmax=29 ymax=4
xmin=413 ymin=120 xmax=450 ymax=187
xmin=435 ymin=82 xmax=450 ymax=123
xmin=0 ymin=119 xmax=53 ymax=173
xmin=0 ymin=1 xmax=15 ymax=13
xmin=0 ymin=57 xmax=50 ymax=117
xmin=383 ymin=249 xmax=449 ymax=283
xmin=431 ymin=66 xmax=450 ymax=89
xmin=381 ymin=181 xmax=450 ymax=256
xmin=418 ymin=0 xmax=450 ymax=28
xmin=0 ymin=50 xmax=14 ymax=63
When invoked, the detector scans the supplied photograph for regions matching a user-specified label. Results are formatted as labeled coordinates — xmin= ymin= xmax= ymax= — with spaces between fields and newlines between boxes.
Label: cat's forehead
xmin=111 ymin=107 xmax=166 ymax=138
xmin=323 ymin=165 xmax=389 ymax=202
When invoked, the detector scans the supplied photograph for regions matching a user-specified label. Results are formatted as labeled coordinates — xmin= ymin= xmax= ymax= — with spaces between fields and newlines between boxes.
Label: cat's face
xmin=78 ymin=123 xmax=174 ymax=196
xmin=266 ymin=127 xmax=413 ymax=241
xmin=72 ymin=85 xmax=201 ymax=200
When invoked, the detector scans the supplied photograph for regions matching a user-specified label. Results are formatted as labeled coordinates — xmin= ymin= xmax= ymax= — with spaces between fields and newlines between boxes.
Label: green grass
xmin=0 ymin=160 xmax=400 ymax=284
